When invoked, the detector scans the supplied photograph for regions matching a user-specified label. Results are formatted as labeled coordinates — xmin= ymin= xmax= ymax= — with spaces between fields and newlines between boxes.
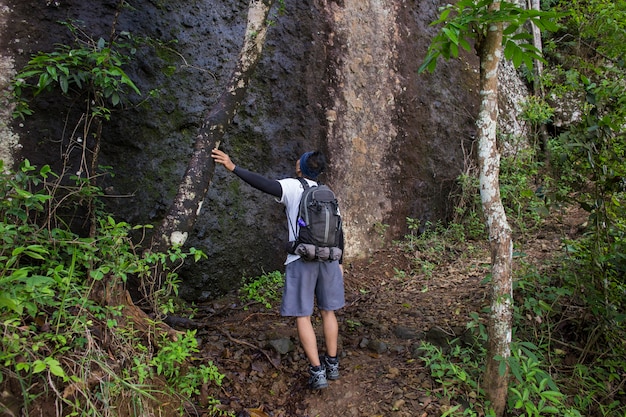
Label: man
xmin=211 ymin=148 xmax=345 ymax=390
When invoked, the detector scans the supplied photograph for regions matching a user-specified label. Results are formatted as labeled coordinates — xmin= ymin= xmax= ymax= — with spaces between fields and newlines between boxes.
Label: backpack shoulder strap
xmin=296 ymin=176 xmax=309 ymax=190
xmin=288 ymin=177 xmax=308 ymax=239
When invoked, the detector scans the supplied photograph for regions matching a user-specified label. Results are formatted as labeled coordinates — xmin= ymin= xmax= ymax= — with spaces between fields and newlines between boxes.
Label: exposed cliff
xmin=0 ymin=0 xmax=529 ymax=299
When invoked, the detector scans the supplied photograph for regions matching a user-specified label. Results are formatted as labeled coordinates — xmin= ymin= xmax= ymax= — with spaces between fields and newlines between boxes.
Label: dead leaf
xmin=246 ymin=407 xmax=270 ymax=417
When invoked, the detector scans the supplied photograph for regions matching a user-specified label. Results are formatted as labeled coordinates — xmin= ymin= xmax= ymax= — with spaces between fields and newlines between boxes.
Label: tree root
xmin=212 ymin=327 xmax=280 ymax=370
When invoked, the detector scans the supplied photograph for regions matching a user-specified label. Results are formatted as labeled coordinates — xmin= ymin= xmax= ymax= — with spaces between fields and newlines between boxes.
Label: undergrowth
xmin=1 ymin=15 xmax=235 ymax=415
xmin=417 ymin=252 xmax=625 ymax=416
xmin=410 ymin=106 xmax=625 ymax=416
xmin=412 ymin=149 xmax=626 ymax=416
xmin=0 ymin=161 xmax=227 ymax=416
xmin=412 ymin=194 xmax=626 ymax=417
xmin=239 ymin=270 xmax=284 ymax=309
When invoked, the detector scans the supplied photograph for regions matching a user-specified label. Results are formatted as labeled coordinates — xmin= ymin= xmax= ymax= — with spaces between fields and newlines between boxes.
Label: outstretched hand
xmin=212 ymin=149 xmax=236 ymax=172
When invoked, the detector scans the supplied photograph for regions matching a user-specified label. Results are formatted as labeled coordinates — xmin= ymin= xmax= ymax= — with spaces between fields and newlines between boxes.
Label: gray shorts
xmin=280 ymin=259 xmax=345 ymax=317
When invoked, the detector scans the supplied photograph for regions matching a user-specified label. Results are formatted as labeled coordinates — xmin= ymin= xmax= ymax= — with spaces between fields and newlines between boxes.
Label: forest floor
xmin=193 ymin=207 xmax=587 ymax=417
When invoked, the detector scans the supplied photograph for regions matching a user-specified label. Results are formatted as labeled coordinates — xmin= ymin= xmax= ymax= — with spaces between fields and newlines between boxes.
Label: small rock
xmin=425 ymin=326 xmax=452 ymax=348
xmin=393 ymin=399 xmax=406 ymax=410
xmin=394 ymin=326 xmax=418 ymax=339
xmin=405 ymin=391 xmax=419 ymax=400
xmin=367 ymin=339 xmax=388 ymax=353
xmin=359 ymin=337 xmax=370 ymax=348
xmin=268 ymin=338 xmax=293 ymax=355
xmin=411 ymin=343 xmax=429 ymax=359
xmin=419 ymin=396 xmax=432 ymax=405
xmin=391 ymin=344 xmax=406 ymax=354
xmin=386 ymin=367 xmax=400 ymax=378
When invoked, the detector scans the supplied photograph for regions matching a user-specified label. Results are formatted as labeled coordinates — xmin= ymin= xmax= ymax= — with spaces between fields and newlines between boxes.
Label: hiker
xmin=211 ymin=148 xmax=345 ymax=390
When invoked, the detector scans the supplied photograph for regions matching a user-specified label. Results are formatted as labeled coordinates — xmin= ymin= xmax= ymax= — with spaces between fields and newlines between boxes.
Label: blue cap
xmin=299 ymin=151 xmax=321 ymax=179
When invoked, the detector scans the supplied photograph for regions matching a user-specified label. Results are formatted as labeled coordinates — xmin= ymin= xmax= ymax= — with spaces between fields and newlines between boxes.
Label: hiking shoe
xmin=321 ymin=355 xmax=340 ymax=380
xmin=308 ymin=365 xmax=329 ymax=389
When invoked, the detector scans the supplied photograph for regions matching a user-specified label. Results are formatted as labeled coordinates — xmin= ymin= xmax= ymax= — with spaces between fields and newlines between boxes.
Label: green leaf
xmin=72 ymin=73 xmax=83 ymax=89
xmin=15 ymin=362 xmax=29 ymax=372
xmin=48 ymin=362 xmax=66 ymax=378
xmin=459 ymin=38 xmax=472 ymax=52
xmin=519 ymin=43 xmax=540 ymax=54
xmin=46 ymin=65 xmax=58 ymax=80
xmin=532 ymin=14 xmax=561 ymax=32
xmin=0 ymin=294 xmax=20 ymax=313
xmin=503 ymin=40 xmax=515 ymax=60
xmin=90 ymin=269 xmax=104 ymax=280
xmin=418 ymin=52 xmax=439 ymax=73
xmin=440 ymin=405 xmax=461 ymax=417
xmin=57 ymin=64 xmax=70 ymax=76
xmin=497 ymin=356 xmax=507 ymax=376
xmin=508 ymin=357 xmax=523 ymax=382
xmin=24 ymin=250 xmax=47 ymax=260
xmin=39 ymin=165 xmax=52 ymax=178
xmin=11 ymin=246 xmax=26 ymax=257
xmin=540 ymin=406 xmax=560 ymax=413
xmin=541 ymin=390 xmax=565 ymax=402
xmin=17 ymin=69 xmax=42 ymax=79
xmin=36 ymin=72 xmax=51 ymax=93
xmin=523 ymin=54 xmax=534 ymax=71
xmin=14 ymin=187 xmax=34 ymax=198
xmin=439 ymin=8 xmax=451 ymax=23
xmin=503 ymin=23 xmax=520 ymax=36
xmin=449 ymin=42 xmax=459 ymax=58
xmin=21 ymin=245 xmax=49 ymax=260
xmin=25 ymin=273 xmax=53 ymax=284
xmin=512 ymin=48 xmax=523 ymax=68
xmin=32 ymin=360 xmax=47 ymax=373
xmin=59 ymin=75 xmax=69 ymax=94
xmin=442 ymin=27 xmax=459 ymax=45
xmin=510 ymin=32 xmax=532 ymax=41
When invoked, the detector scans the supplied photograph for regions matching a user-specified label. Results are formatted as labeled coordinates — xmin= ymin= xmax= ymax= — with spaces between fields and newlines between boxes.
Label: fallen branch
xmin=212 ymin=327 xmax=280 ymax=370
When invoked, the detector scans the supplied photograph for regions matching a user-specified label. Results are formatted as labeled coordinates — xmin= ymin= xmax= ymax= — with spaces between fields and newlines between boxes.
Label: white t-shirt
xmin=277 ymin=177 xmax=317 ymax=265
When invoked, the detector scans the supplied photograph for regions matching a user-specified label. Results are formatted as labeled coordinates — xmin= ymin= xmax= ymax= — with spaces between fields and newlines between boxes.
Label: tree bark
xmin=528 ymin=0 xmax=544 ymax=96
xmin=150 ymin=0 xmax=275 ymax=255
xmin=528 ymin=0 xmax=550 ymax=164
xmin=476 ymin=2 xmax=513 ymax=416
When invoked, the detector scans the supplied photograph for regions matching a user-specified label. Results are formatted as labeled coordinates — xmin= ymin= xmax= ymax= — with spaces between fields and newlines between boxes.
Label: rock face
xmin=0 ymin=0 xmax=528 ymax=299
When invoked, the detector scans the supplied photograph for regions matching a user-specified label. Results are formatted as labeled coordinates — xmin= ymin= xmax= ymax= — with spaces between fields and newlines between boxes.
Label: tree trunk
xmin=150 ymin=0 xmax=275 ymax=256
xmin=528 ymin=0 xmax=544 ymax=96
xmin=528 ymin=0 xmax=550 ymax=165
xmin=476 ymin=2 xmax=513 ymax=416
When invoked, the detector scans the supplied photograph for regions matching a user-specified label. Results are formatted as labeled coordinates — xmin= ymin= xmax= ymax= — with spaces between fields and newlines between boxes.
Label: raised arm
xmin=212 ymin=149 xmax=282 ymax=198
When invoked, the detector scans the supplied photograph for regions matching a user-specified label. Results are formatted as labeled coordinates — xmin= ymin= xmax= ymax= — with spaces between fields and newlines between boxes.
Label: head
xmin=296 ymin=151 xmax=327 ymax=180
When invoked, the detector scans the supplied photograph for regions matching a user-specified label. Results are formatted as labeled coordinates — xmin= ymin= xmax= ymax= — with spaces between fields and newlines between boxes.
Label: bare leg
xmin=296 ymin=316 xmax=321 ymax=366
xmin=320 ymin=310 xmax=338 ymax=357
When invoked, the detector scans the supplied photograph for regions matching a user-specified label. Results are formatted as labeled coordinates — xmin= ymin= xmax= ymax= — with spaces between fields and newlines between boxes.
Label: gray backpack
xmin=287 ymin=177 xmax=342 ymax=261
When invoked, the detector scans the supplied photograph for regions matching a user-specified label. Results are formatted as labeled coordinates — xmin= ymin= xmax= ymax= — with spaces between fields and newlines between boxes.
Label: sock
xmin=326 ymin=355 xmax=338 ymax=363
xmin=311 ymin=365 xmax=323 ymax=372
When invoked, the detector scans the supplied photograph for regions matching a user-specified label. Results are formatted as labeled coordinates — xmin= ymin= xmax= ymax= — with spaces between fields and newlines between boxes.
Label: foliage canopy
xmin=419 ymin=0 xmax=561 ymax=73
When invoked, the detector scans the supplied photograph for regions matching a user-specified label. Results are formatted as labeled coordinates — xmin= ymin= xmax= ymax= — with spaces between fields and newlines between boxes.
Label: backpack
xmin=287 ymin=177 xmax=342 ymax=261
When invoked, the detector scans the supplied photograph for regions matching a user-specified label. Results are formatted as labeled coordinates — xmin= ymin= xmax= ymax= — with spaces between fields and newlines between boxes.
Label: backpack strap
xmin=288 ymin=177 xmax=309 ymax=240
xmin=296 ymin=176 xmax=309 ymax=190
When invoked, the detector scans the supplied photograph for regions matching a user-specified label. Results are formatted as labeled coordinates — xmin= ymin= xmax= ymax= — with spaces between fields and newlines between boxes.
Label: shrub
xmin=0 ymin=161 xmax=223 ymax=416
xmin=239 ymin=270 xmax=284 ymax=309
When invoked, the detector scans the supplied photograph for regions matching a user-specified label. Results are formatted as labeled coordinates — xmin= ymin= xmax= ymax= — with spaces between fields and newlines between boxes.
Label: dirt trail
xmin=194 ymin=208 xmax=574 ymax=417
xmin=196 ymin=246 xmax=487 ymax=416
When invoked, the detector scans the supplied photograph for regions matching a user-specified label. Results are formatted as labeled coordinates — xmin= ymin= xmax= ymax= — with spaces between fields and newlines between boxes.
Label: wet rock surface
xmin=0 ymin=0 xmax=527 ymax=299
